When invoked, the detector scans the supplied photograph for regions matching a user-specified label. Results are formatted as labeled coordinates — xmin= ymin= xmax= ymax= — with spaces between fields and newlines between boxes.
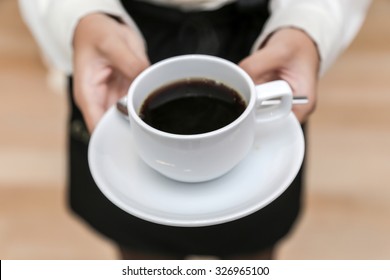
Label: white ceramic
xmin=88 ymin=107 xmax=304 ymax=227
xmin=127 ymin=55 xmax=293 ymax=183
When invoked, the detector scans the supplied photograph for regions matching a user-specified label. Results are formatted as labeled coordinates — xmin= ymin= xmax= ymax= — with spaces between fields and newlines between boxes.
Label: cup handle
xmin=254 ymin=80 xmax=293 ymax=123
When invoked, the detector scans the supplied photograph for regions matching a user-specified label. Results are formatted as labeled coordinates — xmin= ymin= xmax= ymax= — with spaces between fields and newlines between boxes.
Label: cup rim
xmin=127 ymin=54 xmax=256 ymax=140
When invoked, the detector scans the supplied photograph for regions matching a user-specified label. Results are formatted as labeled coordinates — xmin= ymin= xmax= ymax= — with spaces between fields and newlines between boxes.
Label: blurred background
xmin=0 ymin=0 xmax=389 ymax=259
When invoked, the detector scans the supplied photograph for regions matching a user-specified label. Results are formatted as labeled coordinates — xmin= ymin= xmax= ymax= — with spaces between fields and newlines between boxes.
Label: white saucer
xmin=88 ymin=107 xmax=305 ymax=227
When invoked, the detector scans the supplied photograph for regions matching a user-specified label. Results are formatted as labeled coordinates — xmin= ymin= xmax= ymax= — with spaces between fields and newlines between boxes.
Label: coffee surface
xmin=139 ymin=78 xmax=246 ymax=135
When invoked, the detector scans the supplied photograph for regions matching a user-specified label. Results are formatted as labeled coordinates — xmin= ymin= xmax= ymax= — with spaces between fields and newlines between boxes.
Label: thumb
xmin=238 ymin=49 xmax=283 ymax=84
xmin=98 ymin=35 xmax=149 ymax=81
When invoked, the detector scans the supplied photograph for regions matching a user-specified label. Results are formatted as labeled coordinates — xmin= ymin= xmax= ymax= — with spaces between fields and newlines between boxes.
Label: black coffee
xmin=139 ymin=78 xmax=246 ymax=135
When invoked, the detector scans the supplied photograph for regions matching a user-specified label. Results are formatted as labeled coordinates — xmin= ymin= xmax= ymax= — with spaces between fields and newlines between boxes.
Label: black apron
xmin=67 ymin=0 xmax=306 ymax=256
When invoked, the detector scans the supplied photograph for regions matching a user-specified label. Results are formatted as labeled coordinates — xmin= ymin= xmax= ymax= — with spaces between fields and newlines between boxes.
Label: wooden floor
xmin=1 ymin=0 xmax=389 ymax=259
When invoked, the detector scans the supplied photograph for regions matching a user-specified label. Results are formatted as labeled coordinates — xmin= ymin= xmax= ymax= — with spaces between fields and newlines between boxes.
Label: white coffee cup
xmin=127 ymin=55 xmax=292 ymax=183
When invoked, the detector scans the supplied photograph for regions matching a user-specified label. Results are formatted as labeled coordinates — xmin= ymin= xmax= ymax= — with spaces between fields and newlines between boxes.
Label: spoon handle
xmin=116 ymin=95 xmax=129 ymax=119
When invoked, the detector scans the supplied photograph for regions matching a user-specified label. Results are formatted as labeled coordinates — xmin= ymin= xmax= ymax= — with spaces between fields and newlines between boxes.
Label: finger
xmin=81 ymin=101 xmax=106 ymax=133
xmin=76 ymin=78 xmax=112 ymax=133
xmin=290 ymin=77 xmax=317 ymax=124
xmin=73 ymin=64 xmax=109 ymax=132
xmin=72 ymin=81 xmax=105 ymax=133
xmin=90 ymin=66 xmax=112 ymax=85
xmin=98 ymin=36 xmax=149 ymax=81
xmin=106 ymin=71 xmax=131 ymax=105
xmin=293 ymin=102 xmax=316 ymax=124
xmin=238 ymin=49 xmax=282 ymax=83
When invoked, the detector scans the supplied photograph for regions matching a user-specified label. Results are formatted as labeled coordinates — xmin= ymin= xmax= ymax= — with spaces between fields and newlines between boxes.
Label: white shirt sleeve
xmin=252 ymin=0 xmax=372 ymax=75
xmin=19 ymin=0 xmax=371 ymax=76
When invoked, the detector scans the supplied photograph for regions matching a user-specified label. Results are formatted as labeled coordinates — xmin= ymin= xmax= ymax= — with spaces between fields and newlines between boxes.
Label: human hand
xmin=239 ymin=28 xmax=320 ymax=123
xmin=73 ymin=13 xmax=150 ymax=132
